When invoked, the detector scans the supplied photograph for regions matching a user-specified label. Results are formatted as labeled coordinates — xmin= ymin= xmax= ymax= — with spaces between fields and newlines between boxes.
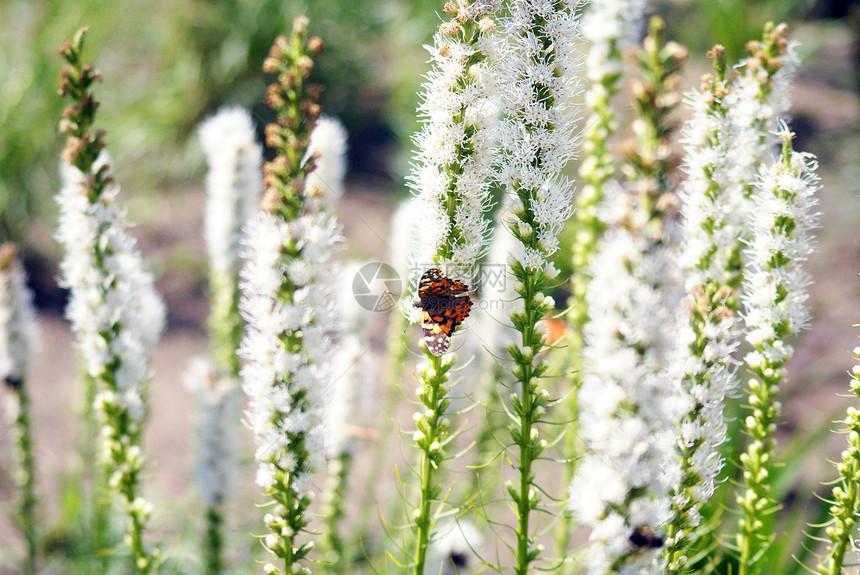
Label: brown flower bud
xmin=82 ymin=64 xmax=102 ymax=83
xmin=306 ymin=182 xmax=326 ymax=200
xmin=713 ymin=305 xmax=734 ymax=321
xmin=297 ymin=55 xmax=314 ymax=76
xmin=293 ymin=15 xmax=310 ymax=34
xmin=266 ymin=84 xmax=285 ymax=109
xmin=707 ymin=45 xmax=726 ymax=60
xmin=0 ymin=244 xmax=17 ymax=271
xmin=262 ymin=56 xmax=280 ymax=74
xmin=306 ymin=83 xmax=324 ymax=101
xmin=304 ymin=102 xmax=321 ymax=120
xmin=665 ymin=41 xmax=689 ymax=63
xmin=439 ymin=20 xmax=462 ymax=36
xmin=61 ymin=137 xmax=86 ymax=165
xmin=260 ymin=187 xmax=282 ymax=213
xmin=714 ymin=285 xmax=734 ymax=303
xmin=265 ymin=123 xmax=283 ymax=148
xmin=307 ymin=36 xmax=324 ymax=55
xmin=58 ymin=118 xmax=75 ymax=134
xmin=478 ymin=17 xmax=495 ymax=34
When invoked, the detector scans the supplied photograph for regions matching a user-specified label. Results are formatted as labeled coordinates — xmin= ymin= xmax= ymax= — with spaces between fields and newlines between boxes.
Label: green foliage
xmin=661 ymin=0 xmax=816 ymax=62
xmin=0 ymin=0 xmax=445 ymax=245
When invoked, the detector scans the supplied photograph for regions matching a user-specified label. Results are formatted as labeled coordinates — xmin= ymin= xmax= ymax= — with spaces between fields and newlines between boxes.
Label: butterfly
xmin=413 ymin=268 xmax=472 ymax=356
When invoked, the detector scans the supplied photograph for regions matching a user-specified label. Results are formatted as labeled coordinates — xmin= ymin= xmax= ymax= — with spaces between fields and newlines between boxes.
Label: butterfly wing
xmin=417 ymin=268 xmax=468 ymax=299
xmin=421 ymin=307 xmax=453 ymax=356
xmin=416 ymin=268 xmax=473 ymax=356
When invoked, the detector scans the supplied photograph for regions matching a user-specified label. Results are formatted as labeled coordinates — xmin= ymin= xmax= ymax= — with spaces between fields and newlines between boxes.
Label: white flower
xmin=741 ymin=124 xmax=818 ymax=358
xmin=56 ymin=154 xmax=165 ymax=424
xmin=496 ymin=0 xmax=584 ymax=276
xmin=0 ymin=248 xmax=38 ymax=386
xmin=198 ymin=107 xmax=264 ymax=281
xmin=675 ymin=73 xmax=745 ymax=532
xmin=405 ymin=3 xmax=499 ymax=309
xmin=724 ymin=38 xmax=798 ymax=232
xmin=239 ymin=197 xmax=344 ymax=497
xmin=582 ymin=0 xmax=646 ymax=79
xmin=427 ymin=520 xmax=483 ymax=575
xmin=304 ymin=117 xmax=348 ymax=208
xmin=323 ymin=263 xmax=376 ymax=458
xmin=570 ymin=222 xmax=692 ymax=574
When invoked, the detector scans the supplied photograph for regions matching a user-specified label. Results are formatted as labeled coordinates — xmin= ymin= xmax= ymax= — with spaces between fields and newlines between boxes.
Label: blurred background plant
xmin=0 ymin=0 xmax=443 ymax=248
xmin=4 ymin=0 xmax=856 ymax=252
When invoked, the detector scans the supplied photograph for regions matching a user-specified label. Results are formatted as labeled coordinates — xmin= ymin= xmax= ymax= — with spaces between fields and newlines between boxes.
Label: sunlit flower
xmin=305 ymin=117 xmax=348 ymax=209
xmin=570 ymin=219 xmax=692 ymax=574
xmin=406 ymin=0 xmax=499 ymax=300
xmin=57 ymin=153 xmax=165 ymax=441
xmin=736 ymin=123 xmax=818 ymax=569
xmin=199 ymin=107 xmax=264 ymax=282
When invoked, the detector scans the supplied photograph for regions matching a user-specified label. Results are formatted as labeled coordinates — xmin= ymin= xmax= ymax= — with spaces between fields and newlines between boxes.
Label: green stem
xmin=204 ymin=502 xmax=224 ymax=574
xmin=322 ymin=452 xmax=352 ymax=573
xmin=737 ymin=370 xmax=780 ymax=575
xmin=467 ymin=362 xmax=506 ymax=508
xmin=515 ymin=279 xmax=539 ymax=575
xmin=413 ymin=351 xmax=447 ymax=575
xmin=10 ymin=384 xmax=37 ymax=574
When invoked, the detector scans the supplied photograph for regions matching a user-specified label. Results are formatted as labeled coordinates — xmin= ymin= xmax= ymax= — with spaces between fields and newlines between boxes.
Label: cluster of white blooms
xmin=735 ymin=125 xmax=818 ymax=568
xmin=240 ymin=115 xmax=349 ymax=493
xmin=198 ymin=107 xmax=264 ymax=282
xmin=725 ymin=35 xmax=798 ymax=210
xmin=406 ymin=0 xmax=500 ymax=309
xmin=184 ymin=357 xmax=238 ymax=508
xmin=675 ymin=73 xmax=742 ymax=529
xmin=239 ymin=207 xmax=342 ymax=491
xmin=680 ymin=83 xmax=742 ymax=287
xmin=742 ymin=125 xmax=818 ymax=359
xmin=571 ymin=213 xmax=693 ymax=574
xmin=496 ymin=0 xmax=584 ymax=275
xmin=0 ymin=247 xmax=38 ymax=387
xmin=305 ymin=117 xmax=348 ymax=209
xmin=56 ymin=154 xmax=165 ymax=435
xmin=582 ymin=0 xmax=645 ymax=85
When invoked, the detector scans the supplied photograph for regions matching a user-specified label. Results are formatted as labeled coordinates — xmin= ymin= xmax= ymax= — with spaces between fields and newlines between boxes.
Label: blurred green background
xmin=1 ymin=0 xmax=441 ymax=241
xmin=2 ymin=0 xmax=856 ymax=250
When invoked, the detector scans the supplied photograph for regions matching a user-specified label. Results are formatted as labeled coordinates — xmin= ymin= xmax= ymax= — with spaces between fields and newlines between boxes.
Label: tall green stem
xmin=204 ymin=502 xmax=224 ymax=574
xmin=321 ymin=451 xmax=352 ymax=573
xmin=8 ymin=380 xmax=37 ymax=574
xmin=412 ymin=351 xmax=452 ymax=575
xmin=816 ymin=363 xmax=860 ymax=575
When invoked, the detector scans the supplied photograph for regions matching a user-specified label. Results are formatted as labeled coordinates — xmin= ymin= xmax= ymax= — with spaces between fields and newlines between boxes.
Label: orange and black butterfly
xmin=413 ymin=268 xmax=472 ymax=356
